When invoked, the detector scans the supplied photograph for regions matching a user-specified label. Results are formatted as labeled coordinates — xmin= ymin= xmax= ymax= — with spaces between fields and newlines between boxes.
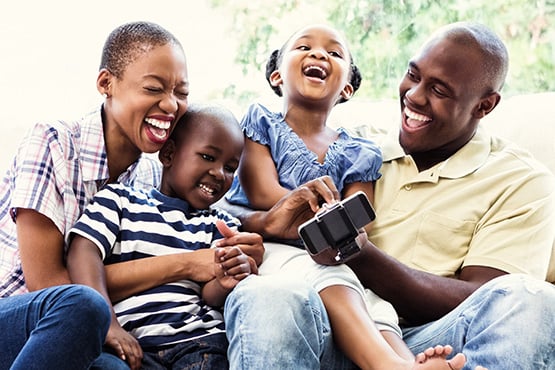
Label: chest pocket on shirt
xmin=411 ymin=211 xmax=476 ymax=276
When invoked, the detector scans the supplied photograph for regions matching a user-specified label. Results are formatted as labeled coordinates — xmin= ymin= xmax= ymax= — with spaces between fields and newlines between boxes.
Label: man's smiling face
xmin=398 ymin=36 xmax=488 ymax=160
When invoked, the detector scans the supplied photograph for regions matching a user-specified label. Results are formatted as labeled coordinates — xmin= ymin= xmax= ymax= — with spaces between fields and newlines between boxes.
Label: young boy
xmin=67 ymin=103 xmax=263 ymax=370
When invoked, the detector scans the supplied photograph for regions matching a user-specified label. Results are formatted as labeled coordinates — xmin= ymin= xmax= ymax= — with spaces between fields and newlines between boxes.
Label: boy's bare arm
xmin=67 ymin=235 xmax=143 ymax=369
xmin=104 ymin=249 xmax=216 ymax=302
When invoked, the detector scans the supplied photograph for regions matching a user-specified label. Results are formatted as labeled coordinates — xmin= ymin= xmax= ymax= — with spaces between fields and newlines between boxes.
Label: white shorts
xmin=259 ymin=242 xmax=401 ymax=336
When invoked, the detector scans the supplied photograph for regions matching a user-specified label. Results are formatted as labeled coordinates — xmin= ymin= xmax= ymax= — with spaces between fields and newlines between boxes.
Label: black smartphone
xmin=298 ymin=191 xmax=375 ymax=263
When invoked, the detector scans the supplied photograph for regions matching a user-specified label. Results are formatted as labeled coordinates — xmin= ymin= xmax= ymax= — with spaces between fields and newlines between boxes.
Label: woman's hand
xmin=104 ymin=318 xmax=143 ymax=370
xmin=202 ymin=221 xmax=262 ymax=306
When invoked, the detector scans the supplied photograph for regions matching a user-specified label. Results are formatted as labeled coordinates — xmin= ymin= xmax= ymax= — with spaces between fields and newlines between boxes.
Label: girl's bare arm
xmin=238 ymin=138 xmax=288 ymax=210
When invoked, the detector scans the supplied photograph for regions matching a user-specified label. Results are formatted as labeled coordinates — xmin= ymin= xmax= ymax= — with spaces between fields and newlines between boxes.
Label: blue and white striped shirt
xmin=70 ymin=183 xmax=241 ymax=348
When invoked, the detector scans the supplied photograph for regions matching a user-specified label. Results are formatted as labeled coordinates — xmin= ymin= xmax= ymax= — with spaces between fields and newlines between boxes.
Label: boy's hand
xmin=214 ymin=246 xmax=252 ymax=289
xmin=105 ymin=319 xmax=143 ymax=370
xmin=213 ymin=220 xmax=264 ymax=267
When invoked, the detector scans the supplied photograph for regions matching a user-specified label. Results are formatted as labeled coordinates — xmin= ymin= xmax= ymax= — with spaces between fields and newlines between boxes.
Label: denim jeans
xmin=225 ymin=274 xmax=555 ymax=370
xmin=224 ymin=275 xmax=355 ymax=370
xmin=90 ymin=349 xmax=131 ymax=370
xmin=0 ymin=284 xmax=110 ymax=370
xmin=402 ymin=274 xmax=555 ymax=370
xmin=141 ymin=333 xmax=228 ymax=370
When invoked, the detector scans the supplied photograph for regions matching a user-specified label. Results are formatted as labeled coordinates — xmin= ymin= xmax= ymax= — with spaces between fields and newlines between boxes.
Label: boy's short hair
xmin=170 ymin=103 xmax=240 ymax=144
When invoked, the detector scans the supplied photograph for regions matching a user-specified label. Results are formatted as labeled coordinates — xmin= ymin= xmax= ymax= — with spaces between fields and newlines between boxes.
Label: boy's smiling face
xmin=159 ymin=112 xmax=243 ymax=210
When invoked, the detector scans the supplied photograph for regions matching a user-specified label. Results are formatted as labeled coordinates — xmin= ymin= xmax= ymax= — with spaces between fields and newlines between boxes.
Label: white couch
xmin=329 ymin=92 xmax=555 ymax=283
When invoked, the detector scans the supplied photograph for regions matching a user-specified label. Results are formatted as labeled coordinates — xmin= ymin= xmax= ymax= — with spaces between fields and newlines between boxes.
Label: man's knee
xmin=478 ymin=274 xmax=555 ymax=318
xmin=485 ymin=274 xmax=553 ymax=297
xmin=224 ymin=275 xmax=331 ymax=367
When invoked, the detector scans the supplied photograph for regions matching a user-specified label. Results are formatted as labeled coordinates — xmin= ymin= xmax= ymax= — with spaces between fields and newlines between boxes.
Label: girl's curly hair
xmin=265 ymin=46 xmax=362 ymax=104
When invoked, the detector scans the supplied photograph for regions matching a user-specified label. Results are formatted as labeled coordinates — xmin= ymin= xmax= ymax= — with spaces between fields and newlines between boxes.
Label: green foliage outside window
xmin=210 ymin=0 xmax=554 ymax=105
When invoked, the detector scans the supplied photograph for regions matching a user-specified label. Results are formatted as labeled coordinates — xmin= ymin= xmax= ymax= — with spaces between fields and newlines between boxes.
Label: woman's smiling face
xmin=102 ymin=42 xmax=189 ymax=155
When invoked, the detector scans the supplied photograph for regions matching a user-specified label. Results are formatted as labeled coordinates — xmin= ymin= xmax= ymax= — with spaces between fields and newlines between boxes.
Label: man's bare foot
xmin=413 ymin=345 xmax=466 ymax=370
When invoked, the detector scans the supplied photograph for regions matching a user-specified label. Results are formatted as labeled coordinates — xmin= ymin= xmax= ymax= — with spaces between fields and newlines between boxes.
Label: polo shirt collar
xmin=381 ymin=125 xmax=492 ymax=179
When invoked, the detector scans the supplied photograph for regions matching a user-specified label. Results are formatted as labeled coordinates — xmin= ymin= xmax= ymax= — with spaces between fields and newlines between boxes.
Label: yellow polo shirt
xmin=367 ymin=125 xmax=555 ymax=280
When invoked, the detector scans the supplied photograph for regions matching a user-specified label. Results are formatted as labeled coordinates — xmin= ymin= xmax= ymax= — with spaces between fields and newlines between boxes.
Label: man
xmin=347 ymin=21 xmax=555 ymax=367
xmin=221 ymin=22 xmax=555 ymax=369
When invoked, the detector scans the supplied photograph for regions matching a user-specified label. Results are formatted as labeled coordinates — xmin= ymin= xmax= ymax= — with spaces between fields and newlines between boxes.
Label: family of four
xmin=0 ymin=18 xmax=553 ymax=370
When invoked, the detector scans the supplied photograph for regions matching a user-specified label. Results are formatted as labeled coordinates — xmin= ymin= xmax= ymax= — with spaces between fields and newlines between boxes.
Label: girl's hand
xmin=214 ymin=246 xmax=252 ymax=290
xmin=213 ymin=220 xmax=264 ymax=268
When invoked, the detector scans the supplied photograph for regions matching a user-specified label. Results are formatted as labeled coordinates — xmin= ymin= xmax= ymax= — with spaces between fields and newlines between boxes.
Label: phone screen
xmin=298 ymin=191 xmax=375 ymax=255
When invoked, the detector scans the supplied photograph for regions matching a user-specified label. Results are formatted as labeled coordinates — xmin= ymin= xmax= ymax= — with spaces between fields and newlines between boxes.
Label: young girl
xmin=225 ymin=24 xmax=469 ymax=370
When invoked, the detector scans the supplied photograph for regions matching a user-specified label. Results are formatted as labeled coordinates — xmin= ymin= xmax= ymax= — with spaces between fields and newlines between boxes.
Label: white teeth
xmin=145 ymin=118 xmax=171 ymax=129
xmin=304 ymin=65 xmax=327 ymax=79
xmin=198 ymin=183 xmax=215 ymax=194
xmin=305 ymin=65 xmax=324 ymax=73
xmin=404 ymin=107 xmax=431 ymax=122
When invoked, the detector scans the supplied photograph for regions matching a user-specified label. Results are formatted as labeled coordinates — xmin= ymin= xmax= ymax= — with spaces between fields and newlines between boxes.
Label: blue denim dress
xmin=226 ymin=103 xmax=382 ymax=208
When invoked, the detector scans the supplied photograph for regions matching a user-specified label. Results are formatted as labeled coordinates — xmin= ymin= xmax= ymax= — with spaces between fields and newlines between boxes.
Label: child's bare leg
xmin=320 ymin=286 xmax=475 ymax=370
xmin=319 ymin=285 xmax=410 ymax=369
xmin=381 ymin=330 xmax=415 ymax=360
